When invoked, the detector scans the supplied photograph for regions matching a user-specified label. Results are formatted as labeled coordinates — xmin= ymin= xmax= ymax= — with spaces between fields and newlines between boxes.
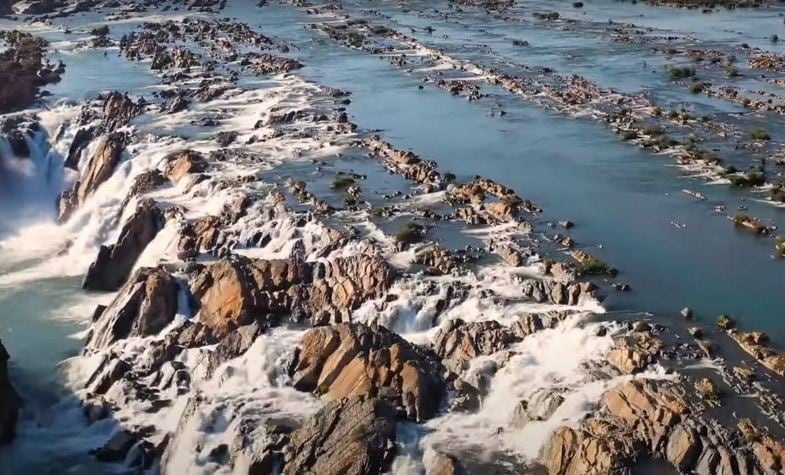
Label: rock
xmin=289 ymin=323 xmax=447 ymax=421
xmin=511 ymin=389 xmax=564 ymax=427
xmin=414 ymin=245 xmax=456 ymax=275
xmin=0 ymin=340 xmax=20 ymax=445
xmin=485 ymin=201 xmax=517 ymax=222
xmin=308 ymin=255 xmax=393 ymax=325
xmin=737 ymin=419 xmax=785 ymax=473
xmin=91 ymin=429 xmax=139 ymax=463
xmin=190 ymin=255 xmax=310 ymax=336
xmin=666 ymin=424 xmax=702 ymax=470
xmin=82 ymin=199 xmax=164 ymax=291
xmin=75 ymin=132 xmax=126 ymax=205
xmin=87 ymin=267 xmax=179 ymax=350
xmin=64 ymin=126 xmax=94 ymax=169
xmin=165 ymin=149 xmax=207 ymax=184
xmin=432 ymin=319 xmax=520 ymax=373
xmin=101 ymin=91 xmax=141 ymax=131
xmin=494 ymin=242 xmax=524 ymax=267
xmin=283 ymin=396 xmax=396 ymax=475
xmin=249 ymin=53 xmax=303 ymax=74
xmin=429 ymin=453 xmax=466 ymax=475
xmin=688 ymin=327 xmax=702 ymax=339
xmin=681 ymin=307 xmax=693 ymax=320
xmin=165 ymin=95 xmax=189 ymax=114
xmin=716 ymin=314 xmax=735 ymax=330
xmin=695 ymin=378 xmax=719 ymax=405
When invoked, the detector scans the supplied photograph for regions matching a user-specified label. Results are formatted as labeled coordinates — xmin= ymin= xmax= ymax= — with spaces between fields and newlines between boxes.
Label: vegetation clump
xmin=395 ymin=222 xmax=425 ymax=246
xmin=749 ymin=129 xmax=771 ymax=141
xmin=667 ymin=66 xmax=696 ymax=80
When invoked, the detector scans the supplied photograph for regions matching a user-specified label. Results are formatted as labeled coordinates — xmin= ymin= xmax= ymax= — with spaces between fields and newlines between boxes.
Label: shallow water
xmin=2 ymin=0 xmax=785 ymax=472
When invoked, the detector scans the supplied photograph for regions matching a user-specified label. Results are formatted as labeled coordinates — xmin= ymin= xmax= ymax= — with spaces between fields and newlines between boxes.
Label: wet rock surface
xmin=0 ymin=340 xmax=20 ymax=445
xmin=289 ymin=323 xmax=448 ymax=421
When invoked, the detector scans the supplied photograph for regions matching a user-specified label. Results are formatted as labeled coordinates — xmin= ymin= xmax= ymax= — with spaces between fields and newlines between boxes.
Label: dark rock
xmin=83 ymin=199 xmax=165 ymax=291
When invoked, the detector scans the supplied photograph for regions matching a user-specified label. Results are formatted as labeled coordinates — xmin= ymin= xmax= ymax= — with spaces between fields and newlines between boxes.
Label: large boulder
xmin=86 ymin=266 xmax=179 ymax=350
xmin=282 ymin=396 xmax=396 ymax=475
xmin=190 ymin=255 xmax=310 ymax=337
xmin=309 ymin=255 xmax=393 ymax=325
xmin=288 ymin=323 xmax=446 ymax=421
xmin=82 ymin=199 xmax=164 ymax=291
xmin=0 ymin=340 xmax=20 ymax=445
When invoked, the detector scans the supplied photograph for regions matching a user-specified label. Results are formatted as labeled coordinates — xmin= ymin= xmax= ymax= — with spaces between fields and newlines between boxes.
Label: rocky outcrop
xmin=165 ymin=149 xmax=207 ymax=184
xmin=190 ymin=255 xmax=311 ymax=336
xmin=432 ymin=319 xmax=520 ymax=373
xmin=57 ymin=131 xmax=127 ymax=222
xmin=543 ymin=378 xmax=780 ymax=475
xmin=86 ymin=266 xmax=179 ymax=350
xmin=288 ymin=323 xmax=447 ymax=421
xmin=520 ymin=278 xmax=595 ymax=306
xmin=727 ymin=328 xmax=785 ymax=378
xmin=282 ymin=396 xmax=396 ymax=475
xmin=607 ymin=331 xmax=663 ymax=374
xmin=362 ymin=137 xmax=441 ymax=186
xmin=101 ymin=92 xmax=141 ymax=132
xmin=0 ymin=31 xmax=64 ymax=113
xmin=82 ymin=199 xmax=165 ymax=291
xmin=308 ymin=255 xmax=393 ymax=325
xmin=78 ymin=132 xmax=126 ymax=204
xmin=0 ymin=340 xmax=20 ymax=445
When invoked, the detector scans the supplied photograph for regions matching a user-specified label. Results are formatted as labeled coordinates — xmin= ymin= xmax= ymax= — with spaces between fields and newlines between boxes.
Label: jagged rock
xmin=87 ymin=267 xmax=179 ymax=349
xmin=546 ymin=261 xmax=577 ymax=284
xmin=308 ymin=255 xmax=392 ymax=325
xmin=432 ymin=319 xmax=520 ymax=373
xmin=737 ymin=419 xmax=785 ymax=473
xmin=101 ymin=91 xmax=141 ymax=131
xmin=177 ymin=215 xmax=222 ymax=258
xmin=414 ymin=245 xmax=456 ymax=275
xmin=494 ymin=242 xmax=524 ymax=267
xmin=64 ymin=126 xmax=94 ymax=169
xmin=289 ymin=323 xmax=446 ymax=421
xmin=0 ymin=340 xmax=20 ymax=445
xmin=607 ymin=333 xmax=663 ymax=374
xmin=91 ymin=429 xmax=139 ymax=463
xmin=190 ymin=255 xmax=310 ymax=336
xmin=511 ymin=311 xmax=572 ymax=338
xmin=249 ymin=54 xmax=303 ymax=74
xmin=126 ymin=170 xmax=168 ymax=201
xmin=727 ymin=328 xmax=785 ymax=377
xmin=75 ymin=132 xmax=126 ymax=205
xmin=282 ymin=396 xmax=396 ymax=475
xmin=485 ymin=201 xmax=517 ymax=222
xmin=521 ymin=279 xmax=595 ymax=306
xmin=165 ymin=95 xmax=189 ymax=114
xmin=83 ymin=199 xmax=164 ymax=291
xmin=665 ymin=424 xmax=702 ymax=470
xmin=165 ymin=149 xmax=206 ymax=184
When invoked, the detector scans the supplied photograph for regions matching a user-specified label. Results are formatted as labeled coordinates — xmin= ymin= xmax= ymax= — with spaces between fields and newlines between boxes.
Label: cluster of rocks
xmin=0 ymin=340 xmax=20 ymax=445
xmin=0 ymin=30 xmax=64 ymax=113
